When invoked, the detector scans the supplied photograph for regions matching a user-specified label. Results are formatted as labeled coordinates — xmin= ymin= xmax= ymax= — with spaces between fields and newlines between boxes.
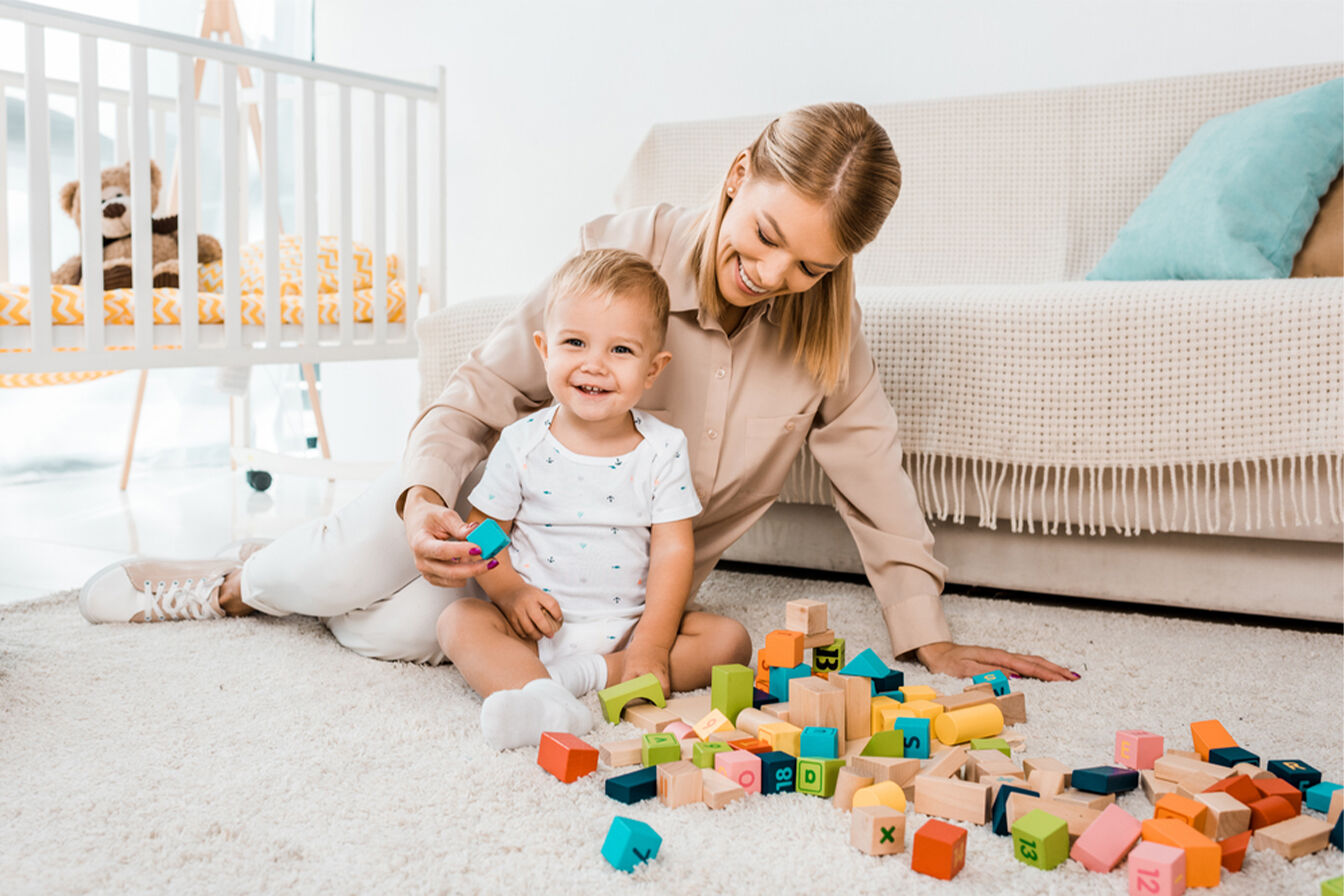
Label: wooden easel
xmin=120 ymin=0 xmax=331 ymax=490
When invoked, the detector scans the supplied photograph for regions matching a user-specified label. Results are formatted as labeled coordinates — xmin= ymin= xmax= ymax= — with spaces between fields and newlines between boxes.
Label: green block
xmin=692 ymin=741 xmax=733 ymax=769
xmin=1324 ymin=876 xmax=1344 ymax=896
xmin=598 ymin=673 xmax=666 ymax=724
xmin=1012 ymin=809 xmax=1069 ymax=870
xmin=860 ymin=730 xmax=905 ymax=758
xmin=971 ymin=737 xmax=1011 ymax=756
xmin=711 ymin=663 xmax=754 ymax=725
xmin=641 ymin=732 xmax=681 ymax=767
xmin=812 ymin=637 xmax=846 ymax=677
xmin=796 ymin=757 xmax=845 ymax=797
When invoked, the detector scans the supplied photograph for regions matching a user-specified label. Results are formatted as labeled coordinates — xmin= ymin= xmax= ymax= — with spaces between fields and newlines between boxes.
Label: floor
xmin=0 ymin=462 xmax=379 ymax=605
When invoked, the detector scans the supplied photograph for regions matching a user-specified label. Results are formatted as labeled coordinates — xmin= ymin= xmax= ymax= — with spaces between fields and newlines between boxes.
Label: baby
xmin=436 ymin=248 xmax=751 ymax=749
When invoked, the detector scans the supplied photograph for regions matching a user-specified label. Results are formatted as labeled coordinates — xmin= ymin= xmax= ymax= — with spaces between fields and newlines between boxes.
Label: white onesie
xmin=468 ymin=405 xmax=702 ymax=663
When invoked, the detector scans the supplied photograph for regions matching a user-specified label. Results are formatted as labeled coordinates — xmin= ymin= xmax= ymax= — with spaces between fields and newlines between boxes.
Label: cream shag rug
xmin=1 ymin=570 xmax=1341 ymax=895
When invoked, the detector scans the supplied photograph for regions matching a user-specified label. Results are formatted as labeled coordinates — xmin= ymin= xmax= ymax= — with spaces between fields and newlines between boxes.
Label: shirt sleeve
xmin=466 ymin=423 xmax=526 ymax=521
xmin=806 ymin=301 xmax=952 ymax=658
xmin=647 ymin=426 xmax=702 ymax=524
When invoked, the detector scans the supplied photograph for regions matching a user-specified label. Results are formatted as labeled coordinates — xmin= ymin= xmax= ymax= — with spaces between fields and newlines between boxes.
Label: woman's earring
xmin=727 ymin=186 xmax=735 ymax=196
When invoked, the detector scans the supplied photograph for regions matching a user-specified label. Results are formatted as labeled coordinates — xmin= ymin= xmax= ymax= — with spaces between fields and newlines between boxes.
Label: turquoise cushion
xmin=1088 ymin=78 xmax=1343 ymax=280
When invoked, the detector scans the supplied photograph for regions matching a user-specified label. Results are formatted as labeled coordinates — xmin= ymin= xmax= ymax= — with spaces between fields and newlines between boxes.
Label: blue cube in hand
xmin=466 ymin=518 xmax=510 ymax=560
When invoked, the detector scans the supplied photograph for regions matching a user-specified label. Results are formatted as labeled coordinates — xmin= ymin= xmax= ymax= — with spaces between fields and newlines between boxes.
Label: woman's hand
xmin=620 ymin=643 xmax=672 ymax=697
xmin=402 ymin=487 xmax=494 ymax=587
xmin=914 ymin=641 xmax=1078 ymax=681
xmin=492 ymin=584 xmax=563 ymax=641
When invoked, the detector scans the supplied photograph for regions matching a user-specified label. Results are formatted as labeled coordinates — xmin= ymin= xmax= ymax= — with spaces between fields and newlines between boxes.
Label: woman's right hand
xmin=492 ymin=584 xmax=563 ymax=641
xmin=402 ymin=486 xmax=495 ymax=587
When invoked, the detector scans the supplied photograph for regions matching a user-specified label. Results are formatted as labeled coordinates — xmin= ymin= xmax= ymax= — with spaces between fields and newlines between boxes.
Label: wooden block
xmin=1254 ymin=775 xmax=1304 ymax=813
xmin=1072 ymin=765 xmax=1139 ymax=794
xmin=789 ymin=675 xmax=845 ymax=731
xmin=1321 ymin=873 xmax=1343 ymax=896
xmin=691 ymin=740 xmax=733 ymax=769
xmin=1305 ymin=781 xmax=1342 ymax=814
xmin=1189 ymin=719 xmax=1237 ymax=761
xmin=802 ymin=628 xmax=836 ymax=649
xmin=1252 ymin=814 xmax=1332 ymax=859
xmin=1219 ymin=829 xmax=1251 ymax=873
xmin=1027 ymin=768 xmax=1067 ymax=797
xmin=1006 ymin=793 xmax=1102 ymax=843
xmin=762 ymin=629 xmax=805 ymax=667
xmin=922 ymin=744 xmax=968 ymax=778
xmin=1248 ymin=795 xmax=1297 ymax=829
xmin=537 ymin=731 xmax=598 ymax=783
xmin=971 ymin=669 xmax=1011 ymax=696
xmin=1152 ymin=754 xmax=1231 ymax=792
xmin=1167 ymin=749 xmax=1202 ymax=761
xmin=1069 ymin=802 xmax=1141 ymax=872
xmin=623 ymin=704 xmax=680 ymax=732
xmin=800 ymin=725 xmax=840 ymax=759
xmin=984 ymin=775 xmax=1030 ymax=802
xmin=1012 ymin=808 xmax=1069 ymax=870
xmin=728 ymin=737 xmax=771 ymax=754
xmin=1203 ymin=773 xmax=1263 ymax=806
xmin=860 ymin=730 xmax=904 ymax=758
xmin=1002 ymin=732 xmax=1027 ymax=752
xmin=757 ymin=721 xmax=802 ymax=757
xmin=933 ymin=703 xmax=1004 ymax=746
xmin=640 ymin=731 xmax=681 ymax=767
xmin=965 ymin=749 xmax=1021 ymax=783
xmin=1127 ymin=840 xmax=1187 ymax=896
xmin=656 ymin=759 xmax=702 ymax=808
xmin=599 ymin=737 xmax=644 ymax=768
xmin=833 ymin=767 xmax=875 ymax=810
xmin=706 ymin=728 xmax=751 ymax=745
xmin=1053 ymin=788 xmax=1116 ymax=810
xmin=785 ymin=598 xmax=827 ymax=634
xmin=899 ymin=685 xmax=938 ymax=703
xmin=796 ymin=757 xmax=845 ymax=797
xmin=1208 ymin=746 xmax=1260 ymax=768
xmin=732 ymin=707 xmax=777 ymax=737
xmin=994 ymin=691 xmax=1027 ymax=725
xmin=851 ymin=805 xmax=905 ymax=856
xmin=601 ymin=815 xmax=661 ymax=872
xmin=841 ymin=673 xmax=872 ymax=741
xmin=1193 ymin=791 xmax=1251 ymax=840
xmin=691 ymin=709 xmax=733 ymax=741
xmin=914 ymin=775 xmax=991 ymax=824
xmin=604 ymin=766 xmax=658 ymax=804
xmin=700 ymin=768 xmax=746 ymax=810
xmin=679 ymin=741 xmax=695 ymax=761
xmin=1154 ymin=793 xmax=1210 ymax=832
xmin=762 ymin=700 xmax=791 ymax=722
xmin=758 ymin=750 xmax=797 ymax=795
xmin=755 ymin=648 xmax=770 ymax=691
xmin=1142 ymin=769 xmax=1178 ymax=803
xmin=992 ymin=785 xmax=1039 ymax=836
xmin=751 ymin=687 xmax=779 ymax=710
xmin=1329 ymin=787 xmax=1343 ymax=825
xmin=937 ymin=690 xmax=995 ymax=712
xmin=663 ymin=721 xmax=694 ymax=741
xmin=714 ymin=749 xmax=763 ymax=794
xmin=769 ymin=663 xmax=812 ymax=701
xmin=910 ymin=818 xmax=967 ymax=880
xmin=1232 ymin=761 xmax=1274 ymax=780
xmin=854 ymin=779 xmax=908 ymax=813
xmin=661 ymin=693 xmax=711 ymax=722
xmin=1115 ymin=729 xmax=1164 ymax=770
xmin=811 ymin=636 xmax=845 ymax=678
xmin=1141 ymin=817 xmax=1221 ymax=888
xmin=869 ymin=695 xmax=901 ymax=736
xmin=1022 ymin=757 xmax=1072 ymax=786
xmin=849 ymin=756 xmax=921 ymax=787
xmin=598 ymin=673 xmax=666 ymax=724
xmin=709 ymin=663 xmax=754 ymax=726
xmin=969 ymin=737 xmax=1011 ymax=756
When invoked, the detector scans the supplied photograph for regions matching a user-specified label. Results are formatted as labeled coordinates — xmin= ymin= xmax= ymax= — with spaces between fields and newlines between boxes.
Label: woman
xmin=81 ymin=101 xmax=1074 ymax=682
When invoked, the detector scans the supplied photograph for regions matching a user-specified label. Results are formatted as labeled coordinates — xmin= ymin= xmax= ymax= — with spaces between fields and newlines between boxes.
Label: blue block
xmin=1306 ymin=781 xmax=1342 ymax=813
xmin=992 ymin=785 xmax=1040 ymax=836
xmin=972 ymin=669 xmax=1010 ymax=696
xmin=1331 ymin=812 xmax=1343 ymax=852
xmin=758 ymin=750 xmax=796 ymax=795
xmin=1072 ymin=765 xmax=1140 ymax=795
xmin=1208 ymin=746 xmax=1260 ymax=768
xmin=838 ymin=647 xmax=890 ymax=679
xmin=878 ymin=689 xmax=906 ymax=704
xmin=800 ymin=726 xmax=839 ymax=759
xmin=601 ymin=816 xmax=661 ymax=872
xmin=604 ymin=766 xmax=658 ymax=804
xmin=466 ymin=518 xmax=510 ymax=560
xmin=1268 ymin=759 xmax=1323 ymax=792
xmin=752 ymin=687 xmax=780 ymax=709
xmin=873 ymin=669 xmax=905 ymax=692
xmin=893 ymin=716 xmax=931 ymax=759
xmin=768 ymin=662 xmax=812 ymax=701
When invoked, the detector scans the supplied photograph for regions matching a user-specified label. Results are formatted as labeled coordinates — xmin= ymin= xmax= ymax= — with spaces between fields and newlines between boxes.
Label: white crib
xmin=0 ymin=0 xmax=445 ymax=481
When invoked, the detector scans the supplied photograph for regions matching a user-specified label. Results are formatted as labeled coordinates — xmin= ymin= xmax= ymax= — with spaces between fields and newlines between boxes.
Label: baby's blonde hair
xmin=688 ymin=102 xmax=902 ymax=393
xmin=548 ymin=248 xmax=671 ymax=349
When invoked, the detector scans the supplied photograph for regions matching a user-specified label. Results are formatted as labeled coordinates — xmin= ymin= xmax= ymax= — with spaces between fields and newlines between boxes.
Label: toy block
xmin=1269 ymin=758 xmax=1323 ymax=792
xmin=751 ymin=687 xmax=779 ymax=709
xmin=761 ymin=700 xmax=791 ymax=722
xmin=663 ymin=721 xmax=694 ymax=741
xmin=992 ymin=785 xmax=1040 ymax=835
xmin=732 ymin=707 xmax=776 ymax=737
xmin=839 ymin=647 xmax=890 ymax=679
xmin=1208 ymin=746 xmax=1259 ymax=768
xmin=985 ymin=775 xmax=1030 ymax=802
xmin=465 ymin=518 xmax=510 ymax=559
xmin=641 ymin=731 xmax=681 ymax=767
xmin=802 ymin=628 xmax=836 ymax=649
xmin=661 ymin=693 xmax=711 ymax=721
xmin=1141 ymin=818 xmax=1221 ymax=888
xmin=699 ymin=768 xmax=745 ymax=810
xmin=1003 ymin=732 xmax=1027 ymax=752
xmin=851 ymin=805 xmax=905 ymax=856
xmin=892 ymin=716 xmax=931 ymax=759
xmin=1153 ymin=754 xmax=1233 ymax=792
xmin=923 ymin=744 xmax=969 ymax=778
xmin=1331 ymin=811 xmax=1343 ymax=851
xmin=850 ymin=756 xmax=921 ymax=788
xmin=1154 ymin=793 xmax=1209 ymax=831
xmin=873 ymin=668 xmax=905 ymax=692
xmin=691 ymin=740 xmax=733 ymax=769
xmin=768 ymin=662 xmax=812 ymax=701
xmin=811 ymin=637 xmax=845 ymax=678
xmin=678 ymin=741 xmax=695 ymax=761
xmin=860 ymin=729 xmax=905 ymax=758
xmin=971 ymin=736 xmax=1011 ymax=756
xmin=1054 ymin=788 xmax=1116 ymax=810
xmin=1203 ymin=773 xmax=1262 ymax=805
xmin=788 ymin=675 xmax=845 ymax=731
xmin=914 ymin=775 xmax=992 ymax=824
xmin=1323 ymin=876 xmax=1344 ymax=896
xmin=537 ymin=731 xmax=598 ymax=783
xmin=938 ymin=690 xmax=996 ymax=712
xmin=1189 ymin=719 xmax=1237 ymax=761
xmin=762 ymin=629 xmax=805 ymax=667
xmin=1115 ymin=729 xmax=1164 ymax=770
xmin=785 ymin=598 xmax=827 ymax=634
xmin=706 ymin=729 xmax=752 ymax=745
xmin=972 ymin=669 xmax=1010 ymax=697
xmin=1127 ymin=840 xmax=1187 ymax=896
xmin=933 ymin=703 xmax=1004 ymax=745
xmin=833 ymin=767 xmax=875 ymax=810
xmin=911 ymin=818 xmax=967 ymax=881
xmin=605 ymin=765 xmax=659 ymax=804
xmin=1253 ymin=814 xmax=1333 ymax=859
xmin=900 ymin=684 xmax=938 ymax=703
xmin=714 ymin=749 xmax=762 ymax=794
xmin=1070 ymin=802 xmax=1142 ymax=872
xmin=1230 ymin=761 xmax=1273 ymax=780
xmin=709 ymin=663 xmax=754 ymax=726
xmin=755 ymin=649 xmax=770 ymax=691
xmin=1219 ymin=830 xmax=1250 ymax=872
xmin=601 ymin=816 xmax=661 ymax=872
xmin=1167 ymin=749 xmax=1201 ymax=761
xmin=1254 ymin=775 xmax=1305 ymax=812
xmin=1006 ymin=793 xmax=1103 ymax=841
xmin=994 ymin=691 xmax=1028 ymax=725
xmin=621 ymin=704 xmax=679 ymax=733
xmin=897 ymin=700 xmax=943 ymax=722
xmin=840 ymin=673 xmax=872 ymax=741
xmin=1193 ymin=791 xmax=1251 ymax=840
xmin=758 ymin=750 xmax=797 ymax=794
xmin=1013 ymin=808 xmax=1069 ymax=870
xmin=1305 ymin=781 xmax=1342 ymax=813
xmin=800 ymin=725 xmax=839 ymax=759
xmin=757 ymin=721 xmax=802 ymax=756
xmin=1073 ymin=765 xmax=1139 ymax=795
xmin=728 ymin=737 xmax=771 ymax=754
xmin=965 ymin=749 xmax=1022 ymax=783
xmin=1027 ymin=768 xmax=1067 ymax=796
xmin=853 ymin=779 xmax=908 ymax=812
xmin=870 ymin=697 xmax=903 ymax=735
xmin=1332 ymin=788 xmax=1344 ymax=825
xmin=1023 ymin=757 xmax=1072 ymax=786
xmin=691 ymin=709 xmax=733 ymax=741
xmin=656 ymin=759 xmax=702 ymax=808
xmin=796 ymin=757 xmax=845 ymax=797
xmin=600 ymin=738 xmax=644 ymax=769
xmin=1249 ymin=794 xmax=1297 ymax=829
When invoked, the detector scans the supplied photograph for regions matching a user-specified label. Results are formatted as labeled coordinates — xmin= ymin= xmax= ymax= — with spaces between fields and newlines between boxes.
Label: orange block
xmin=729 ymin=737 xmax=772 ymax=754
xmin=1248 ymin=795 xmax=1296 ymax=830
xmin=1203 ymin=774 xmax=1261 ymax=806
xmin=537 ymin=731 xmax=598 ymax=783
xmin=755 ymin=649 xmax=770 ymax=691
xmin=1154 ymin=793 xmax=1209 ymax=831
xmin=1189 ymin=720 xmax=1237 ymax=761
xmin=911 ymin=819 xmax=967 ymax=880
xmin=762 ymin=630 xmax=805 ymax=668
xmin=1252 ymin=777 xmax=1303 ymax=813
xmin=1141 ymin=818 xmax=1221 ymax=888
xmin=1219 ymin=830 xmax=1251 ymax=873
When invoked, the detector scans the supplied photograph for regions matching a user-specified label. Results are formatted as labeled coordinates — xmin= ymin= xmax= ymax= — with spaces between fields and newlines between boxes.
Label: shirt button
xmin=707 ymin=429 xmax=719 ymax=440
xmin=784 ymin=421 xmax=796 ymax=432
xmin=715 ymin=368 xmax=726 ymax=378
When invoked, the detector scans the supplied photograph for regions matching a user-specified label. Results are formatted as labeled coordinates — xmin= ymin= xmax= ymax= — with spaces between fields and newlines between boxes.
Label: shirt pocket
xmin=741 ymin=411 xmax=813 ymax=499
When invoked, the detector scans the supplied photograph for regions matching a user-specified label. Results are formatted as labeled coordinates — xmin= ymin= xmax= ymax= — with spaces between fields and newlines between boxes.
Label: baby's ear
xmin=533 ymin=330 xmax=548 ymax=360
xmin=58 ymin=180 xmax=79 ymax=218
xmin=644 ymin=349 xmax=672 ymax=387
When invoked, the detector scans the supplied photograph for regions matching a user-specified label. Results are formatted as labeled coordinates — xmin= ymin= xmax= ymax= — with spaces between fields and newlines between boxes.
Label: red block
xmin=912 ymin=819 xmax=967 ymax=880
xmin=1219 ymin=830 xmax=1251 ymax=873
xmin=537 ymin=731 xmax=598 ymax=783
xmin=1203 ymin=774 xmax=1261 ymax=806
xmin=1252 ymin=776 xmax=1303 ymax=813
xmin=1248 ymin=795 xmax=1296 ymax=830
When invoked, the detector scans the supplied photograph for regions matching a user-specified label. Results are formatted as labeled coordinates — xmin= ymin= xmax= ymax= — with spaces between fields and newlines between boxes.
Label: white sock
xmin=478 ymin=677 xmax=593 ymax=751
xmin=544 ymin=653 xmax=609 ymax=697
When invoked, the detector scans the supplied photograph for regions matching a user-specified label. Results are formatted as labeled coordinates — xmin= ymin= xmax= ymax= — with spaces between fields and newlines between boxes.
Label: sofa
xmin=418 ymin=63 xmax=1343 ymax=623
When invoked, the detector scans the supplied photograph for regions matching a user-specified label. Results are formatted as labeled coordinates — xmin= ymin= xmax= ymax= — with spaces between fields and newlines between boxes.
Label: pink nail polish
xmin=487 ymin=559 xmax=499 ymax=570
xmin=469 ymin=546 xmax=482 ymax=556
xmin=1069 ymin=671 xmax=1081 ymax=679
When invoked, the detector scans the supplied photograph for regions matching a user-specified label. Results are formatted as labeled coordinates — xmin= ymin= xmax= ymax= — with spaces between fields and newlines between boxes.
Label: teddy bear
xmin=51 ymin=160 xmax=222 ymax=290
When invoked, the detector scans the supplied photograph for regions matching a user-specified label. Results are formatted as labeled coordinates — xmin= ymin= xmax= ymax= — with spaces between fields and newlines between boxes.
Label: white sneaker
xmin=214 ymin=538 xmax=272 ymax=564
xmin=79 ymin=557 xmax=237 ymax=624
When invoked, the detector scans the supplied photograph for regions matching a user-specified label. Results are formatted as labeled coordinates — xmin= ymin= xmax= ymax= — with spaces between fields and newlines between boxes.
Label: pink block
xmin=714 ymin=749 xmax=762 ymax=794
xmin=1071 ymin=803 xmax=1142 ymax=872
xmin=1128 ymin=840 xmax=1186 ymax=896
xmin=664 ymin=721 xmax=695 ymax=741
xmin=1115 ymin=729 xmax=1164 ymax=770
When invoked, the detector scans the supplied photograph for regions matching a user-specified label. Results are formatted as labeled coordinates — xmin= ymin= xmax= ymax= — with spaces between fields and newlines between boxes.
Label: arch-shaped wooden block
xmin=598 ymin=673 xmax=666 ymax=724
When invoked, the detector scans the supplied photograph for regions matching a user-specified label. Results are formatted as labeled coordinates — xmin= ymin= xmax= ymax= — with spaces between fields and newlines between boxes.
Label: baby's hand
xmin=494 ymin=585 xmax=563 ymax=641
xmin=620 ymin=644 xmax=672 ymax=698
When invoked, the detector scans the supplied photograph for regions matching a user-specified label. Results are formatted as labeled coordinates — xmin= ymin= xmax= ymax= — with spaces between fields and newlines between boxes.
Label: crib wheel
xmin=246 ymin=469 xmax=273 ymax=492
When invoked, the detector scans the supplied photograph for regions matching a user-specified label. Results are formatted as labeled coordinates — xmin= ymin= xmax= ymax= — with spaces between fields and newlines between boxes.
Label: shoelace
xmin=139 ymin=575 xmax=226 ymax=621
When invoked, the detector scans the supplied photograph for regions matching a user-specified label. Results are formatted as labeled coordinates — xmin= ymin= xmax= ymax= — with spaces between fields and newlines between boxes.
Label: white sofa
xmin=419 ymin=63 xmax=1343 ymax=623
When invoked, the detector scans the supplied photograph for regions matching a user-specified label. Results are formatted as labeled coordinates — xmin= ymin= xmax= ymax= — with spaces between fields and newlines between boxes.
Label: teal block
xmin=465 ymin=518 xmax=510 ymax=560
xmin=894 ymin=716 xmax=931 ymax=759
xmin=641 ymin=732 xmax=680 ymax=767
xmin=711 ymin=663 xmax=754 ymax=726
xmin=839 ymin=647 xmax=890 ymax=679
xmin=800 ymin=726 xmax=839 ymax=759
xmin=972 ymin=669 xmax=1010 ymax=696
xmin=768 ymin=662 xmax=812 ymax=701
xmin=601 ymin=816 xmax=661 ymax=872
xmin=812 ymin=637 xmax=846 ymax=677
xmin=1306 ymin=781 xmax=1342 ymax=813
xmin=878 ymin=689 xmax=906 ymax=703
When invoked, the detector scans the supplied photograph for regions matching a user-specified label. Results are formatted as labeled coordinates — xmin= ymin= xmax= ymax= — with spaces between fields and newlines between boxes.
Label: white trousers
xmin=239 ymin=467 xmax=478 ymax=664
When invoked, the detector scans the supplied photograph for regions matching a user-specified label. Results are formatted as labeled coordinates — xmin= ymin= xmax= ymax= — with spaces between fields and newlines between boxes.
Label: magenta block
xmin=1115 ymin=729 xmax=1165 ymax=770
xmin=714 ymin=749 xmax=763 ymax=795
xmin=1127 ymin=840 xmax=1186 ymax=896
xmin=1071 ymin=803 xmax=1142 ymax=872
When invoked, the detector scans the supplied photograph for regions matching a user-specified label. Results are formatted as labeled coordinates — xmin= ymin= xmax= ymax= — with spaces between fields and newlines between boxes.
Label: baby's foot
xmin=479 ymin=677 xmax=592 ymax=750
xmin=543 ymin=653 xmax=609 ymax=697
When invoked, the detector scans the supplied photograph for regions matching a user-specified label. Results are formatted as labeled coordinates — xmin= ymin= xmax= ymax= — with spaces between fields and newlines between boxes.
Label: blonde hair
xmin=687 ymin=102 xmax=901 ymax=393
xmin=547 ymin=248 xmax=671 ymax=349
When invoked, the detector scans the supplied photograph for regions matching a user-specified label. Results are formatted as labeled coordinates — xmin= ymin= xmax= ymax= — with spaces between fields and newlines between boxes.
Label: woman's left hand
xmin=914 ymin=641 xmax=1078 ymax=681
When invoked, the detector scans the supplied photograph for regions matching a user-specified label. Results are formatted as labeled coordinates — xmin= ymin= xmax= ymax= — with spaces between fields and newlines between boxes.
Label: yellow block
xmin=896 ymin=699 xmax=944 ymax=722
xmin=932 ymin=704 xmax=1005 ymax=745
xmin=758 ymin=721 xmax=802 ymax=757
xmin=870 ymin=696 xmax=902 ymax=734
xmin=692 ymin=709 xmax=734 ymax=741
xmin=900 ymin=685 xmax=938 ymax=703
xmin=852 ymin=780 xmax=908 ymax=812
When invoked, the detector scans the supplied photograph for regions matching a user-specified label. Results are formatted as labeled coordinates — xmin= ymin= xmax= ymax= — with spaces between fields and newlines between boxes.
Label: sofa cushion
xmin=1087 ymin=77 xmax=1343 ymax=280
xmin=1292 ymin=171 xmax=1343 ymax=277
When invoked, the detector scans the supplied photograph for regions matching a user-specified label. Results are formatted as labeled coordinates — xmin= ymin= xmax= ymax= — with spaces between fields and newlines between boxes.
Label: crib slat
xmin=404 ymin=97 xmax=419 ymax=337
xmin=78 ymin=34 xmax=103 ymax=352
xmin=337 ymin=84 xmax=353 ymax=347
xmin=24 ymin=24 xmax=51 ymax=357
xmin=176 ymin=52 xmax=198 ymax=354
xmin=221 ymin=63 xmax=241 ymax=351
xmin=433 ymin=64 xmax=446 ymax=317
xmin=129 ymin=43 xmax=152 ymax=354
xmin=115 ymin=102 xmax=128 ymax=163
xmin=262 ymin=68 xmax=280 ymax=349
xmin=0 ymin=86 xmax=9 ymax=283
xmin=300 ymin=76 xmax=317 ymax=348
xmin=372 ymin=91 xmax=387 ymax=345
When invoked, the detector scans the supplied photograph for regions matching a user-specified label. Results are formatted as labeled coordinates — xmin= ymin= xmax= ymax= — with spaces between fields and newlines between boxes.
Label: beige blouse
xmin=402 ymin=204 xmax=951 ymax=657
